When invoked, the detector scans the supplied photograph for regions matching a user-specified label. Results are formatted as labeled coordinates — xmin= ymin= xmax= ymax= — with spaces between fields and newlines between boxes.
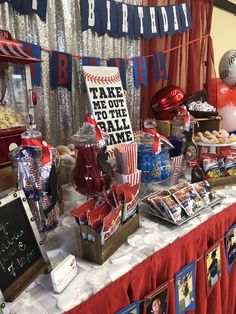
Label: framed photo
xmin=175 ymin=262 xmax=196 ymax=314
xmin=205 ymin=242 xmax=221 ymax=295
xmin=225 ymin=224 xmax=236 ymax=273
xmin=144 ymin=282 xmax=168 ymax=314
xmin=116 ymin=301 xmax=140 ymax=314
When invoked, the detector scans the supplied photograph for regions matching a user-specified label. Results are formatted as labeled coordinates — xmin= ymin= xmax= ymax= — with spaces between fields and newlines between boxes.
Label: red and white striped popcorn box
xmin=115 ymin=143 xmax=138 ymax=175
xmin=115 ymin=169 xmax=141 ymax=187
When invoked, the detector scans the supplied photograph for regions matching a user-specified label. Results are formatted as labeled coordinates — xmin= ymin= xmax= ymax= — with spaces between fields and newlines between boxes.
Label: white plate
xmin=195 ymin=141 xmax=236 ymax=147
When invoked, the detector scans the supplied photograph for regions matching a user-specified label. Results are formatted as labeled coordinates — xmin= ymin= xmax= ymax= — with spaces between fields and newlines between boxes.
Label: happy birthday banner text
xmin=81 ymin=0 xmax=192 ymax=39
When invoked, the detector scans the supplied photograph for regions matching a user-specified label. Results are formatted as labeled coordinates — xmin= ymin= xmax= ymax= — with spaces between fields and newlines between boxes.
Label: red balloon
xmin=208 ymin=77 xmax=232 ymax=109
xmin=230 ymin=87 xmax=236 ymax=106
xmin=217 ymin=80 xmax=232 ymax=109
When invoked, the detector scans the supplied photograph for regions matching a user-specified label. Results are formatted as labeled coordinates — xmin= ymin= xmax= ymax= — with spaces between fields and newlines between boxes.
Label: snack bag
xmin=122 ymin=183 xmax=139 ymax=222
xmin=87 ymin=201 xmax=111 ymax=231
xmin=223 ymin=151 xmax=236 ymax=177
xmin=168 ymin=182 xmax=189 ymax=194
xmin=196 ymin=180 xmax=219 ymax=205
xmin=100 ymin=206 xmax=122 ymax=244
xmin=173 ymin=185 xmax=205 ymax=216
xmin=160 ymin=195 xmax=183 ymax=222
xmin=201 ymin=153 xmax=224 ymax=179
xmin=146 ymin=191 xmax=171 ymax=218
xmin=193 ymin=182 xmax=208 ymax=204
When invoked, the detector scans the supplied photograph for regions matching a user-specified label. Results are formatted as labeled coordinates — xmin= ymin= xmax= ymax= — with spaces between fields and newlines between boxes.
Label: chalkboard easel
xmin=0 ymin=190 xmax=51 ymax=311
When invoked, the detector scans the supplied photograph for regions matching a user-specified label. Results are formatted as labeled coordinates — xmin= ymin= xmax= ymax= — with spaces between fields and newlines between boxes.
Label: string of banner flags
xmin=21 ymin=33 xmax=210 ymax=92
xmin=81 ymin=0 xmax=192 ymax=40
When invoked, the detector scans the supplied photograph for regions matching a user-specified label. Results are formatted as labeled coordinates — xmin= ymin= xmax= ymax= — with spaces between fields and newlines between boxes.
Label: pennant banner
xmin=2 ymin=0 xmax=48 ymax=22
xmin=81 ymin=0 xmax=192 ymax=40
xmin=133 ymin=56 xmax=148 ymax=89
xmin=82 ymin=56 xmax=101 ymax=66
xmin=107 ymin=58 xmax=127 ymax=90
xmin=51 ymin=51 xmax=72 ymax=91
xmin=21 ymin=41 xmax=42 ymax=86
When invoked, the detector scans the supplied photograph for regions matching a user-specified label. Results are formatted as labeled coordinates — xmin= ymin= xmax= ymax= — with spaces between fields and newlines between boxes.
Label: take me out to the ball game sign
xmin=83 ymin=66 xmax=134 ymax=147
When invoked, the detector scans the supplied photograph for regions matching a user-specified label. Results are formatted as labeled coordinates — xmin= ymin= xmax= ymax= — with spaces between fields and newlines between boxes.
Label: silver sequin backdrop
xmin=0 ymin=0 xmax=141 ymax=145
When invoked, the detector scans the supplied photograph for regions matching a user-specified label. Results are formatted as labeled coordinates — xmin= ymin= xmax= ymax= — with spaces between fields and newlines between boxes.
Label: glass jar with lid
xmin=72 ymin=120 xmax=108 ymax=197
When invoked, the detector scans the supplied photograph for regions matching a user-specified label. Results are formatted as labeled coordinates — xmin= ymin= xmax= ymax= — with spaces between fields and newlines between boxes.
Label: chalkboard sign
xmin=0 ymin=190 xmax=50 ymax=302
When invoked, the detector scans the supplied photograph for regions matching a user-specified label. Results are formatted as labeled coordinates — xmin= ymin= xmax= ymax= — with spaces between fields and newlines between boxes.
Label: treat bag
xmin=10 ymin=143 xmax=59 ymax=235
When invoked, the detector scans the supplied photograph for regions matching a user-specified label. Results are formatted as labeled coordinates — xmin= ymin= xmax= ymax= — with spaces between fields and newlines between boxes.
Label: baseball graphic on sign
xmin=83 ymin=66 xmax=134 ymax=148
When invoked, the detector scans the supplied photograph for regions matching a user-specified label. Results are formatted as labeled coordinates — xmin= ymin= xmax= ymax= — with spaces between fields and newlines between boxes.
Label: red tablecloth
xmin=65 ymin=203 xmax=236 ymax=314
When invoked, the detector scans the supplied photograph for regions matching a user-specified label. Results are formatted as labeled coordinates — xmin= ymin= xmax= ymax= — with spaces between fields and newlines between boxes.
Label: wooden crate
xmin=156 ymin=116 xmax=222 ymax=137
xmin=76 ymin=213 xmax=139 ymax=265
xmin=194 ymin=116 xmax=222 ymax=134
xmin=0 ymin=165 xmax=15 ymax=193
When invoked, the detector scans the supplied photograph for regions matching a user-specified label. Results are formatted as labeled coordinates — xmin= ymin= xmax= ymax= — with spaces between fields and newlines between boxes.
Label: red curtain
xmin=65 ymin=203 xmax=236 ymax=314
xmin=140 ymin=0 xmax=216 ymax=120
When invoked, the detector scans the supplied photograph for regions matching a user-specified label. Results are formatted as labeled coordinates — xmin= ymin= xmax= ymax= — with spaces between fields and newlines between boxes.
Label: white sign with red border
xmin=83 ymin=66 xmax=134 ymax=148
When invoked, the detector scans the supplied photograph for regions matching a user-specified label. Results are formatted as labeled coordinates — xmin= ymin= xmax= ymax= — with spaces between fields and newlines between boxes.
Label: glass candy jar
xmin=72 ymin=123 xmax=107 ymax=197
xmin=10 ymin=129 xmax=59 ymax=235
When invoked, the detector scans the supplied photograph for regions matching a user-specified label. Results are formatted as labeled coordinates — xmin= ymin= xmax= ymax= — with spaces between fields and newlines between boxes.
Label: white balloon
xmin=219 ymin=50 xmax=236 ymax=88
xmin=218 ymin=103 xmax=236 ymax=132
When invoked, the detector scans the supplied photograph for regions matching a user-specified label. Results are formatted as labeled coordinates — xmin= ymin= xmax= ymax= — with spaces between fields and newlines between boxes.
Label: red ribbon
xmin=144 ymin=128 xmax=172 ymax=153
xmin=85 ymin=115 xmax=103 ymax=142
xmin=21 ymin=138 xmax=53 ymax=166
xmin=178 ymin=107 xmax=190 ymax=124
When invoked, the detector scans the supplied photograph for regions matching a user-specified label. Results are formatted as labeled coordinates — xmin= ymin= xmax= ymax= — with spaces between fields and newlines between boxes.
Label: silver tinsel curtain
xmin=0 ymin=0 xmax=141 ymax=145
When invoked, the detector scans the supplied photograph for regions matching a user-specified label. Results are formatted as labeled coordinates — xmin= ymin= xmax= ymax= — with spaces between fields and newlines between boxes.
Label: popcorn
xmin=0 ymin=106 xmax=24 ymax=129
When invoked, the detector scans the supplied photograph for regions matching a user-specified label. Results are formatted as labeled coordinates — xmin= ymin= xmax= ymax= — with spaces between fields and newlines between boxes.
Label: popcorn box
xmin=115 ymin=169 xmax=141 ymax=186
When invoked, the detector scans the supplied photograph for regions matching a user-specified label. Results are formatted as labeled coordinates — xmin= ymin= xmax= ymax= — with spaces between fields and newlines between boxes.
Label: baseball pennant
xmin=166 ymin=5 xmax=182 ymax=35
xmin=81 ymin=0 xmax=101 ymax=35
xmin=179 ymin=2 xmax=192 ymax=32
xmin=51 ymin=51 xmax=72 ymax=91
xmin=81 ymin=0 xmax=192 ymax=40
xmin=133 ymin=56 xmax=148 ymax=89
xmin=82 ymin=57 xmax=101 ymax=66
xmin=153 ymin=52 xmax=167 ymax=81
xmin=21 ymin=41 xmax=42 ymax=86
xmin=9 ymin=0 xmax=48 ymax=22
xmin=107 ymin=58 xmax=127 ymax=90
xmin=117 ymin=3 xmax=134 ymax=39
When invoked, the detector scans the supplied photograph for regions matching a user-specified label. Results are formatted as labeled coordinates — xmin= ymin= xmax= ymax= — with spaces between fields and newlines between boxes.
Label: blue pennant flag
xmin=100 ymin=0 xmax=118 ymax=38
xmin=21 ymin=41 xmax=41 ymax=86
xmin=117 ymin=3 xmax=134 ymax=39
xmin=81 ymin=0 xmax=101 ymax=35
xmin=107 ymin=58 xmax=127 ymax=90
xmin=166 ymin=5 xmax=182 ymax=35
xmin=82 ymin=57 xmax=100 ymax=66
xmin=157 ymin=6 xmax=169 ymax=37
xmin=10 ymin=0 xmax=22 ymax=12
xmin=179 ymin=2 xmax=192 ymax=32
xmin=153 ymin=52 xmax=167 ymax=81
xmin=133 ymin=6 xmax=148 ymax=39
xmin=51 ymin=51 xmax=72 ymax=91
xmin=11 ymin=0 xmax=47 ymax=22
xmin=148 ymin=7 xmax=160 ymax=38
xmin=133 ymin=56 xmax=148 ymax=89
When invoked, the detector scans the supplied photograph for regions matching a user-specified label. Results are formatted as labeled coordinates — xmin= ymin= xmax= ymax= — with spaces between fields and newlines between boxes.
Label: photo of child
xmin=144 ymin=282 xmax=168 ymax=314
xmin=205 ymin=243 xmax=221 ymax=293
xmin=175 ymin=262 xmax=196 ymax=314
xmin=225 ymin=224 xmax=236 ymax=273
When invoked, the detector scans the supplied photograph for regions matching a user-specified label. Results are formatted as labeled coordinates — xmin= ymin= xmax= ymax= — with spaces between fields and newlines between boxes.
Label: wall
xmin=211 ymin=6 xmax=236 ymax=76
